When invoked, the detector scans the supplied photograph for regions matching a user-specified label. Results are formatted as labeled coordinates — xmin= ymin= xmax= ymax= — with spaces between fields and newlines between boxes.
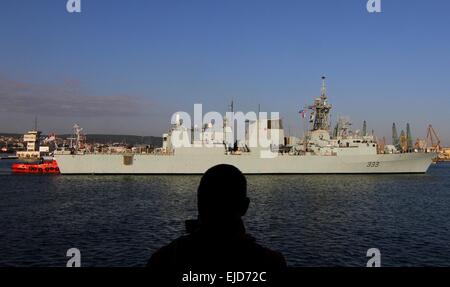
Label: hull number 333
xmin=367 ymin=162 xmax=380 ymax=168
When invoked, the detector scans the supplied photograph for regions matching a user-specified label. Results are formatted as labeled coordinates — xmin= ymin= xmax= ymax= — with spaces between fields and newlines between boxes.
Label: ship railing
xmin=151 ymin=150 xmax=174 ymax=156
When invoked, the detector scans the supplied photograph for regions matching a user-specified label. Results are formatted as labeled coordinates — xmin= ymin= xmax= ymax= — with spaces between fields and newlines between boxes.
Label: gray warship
xmin=54 ymin=78 xmax=434 ymax=174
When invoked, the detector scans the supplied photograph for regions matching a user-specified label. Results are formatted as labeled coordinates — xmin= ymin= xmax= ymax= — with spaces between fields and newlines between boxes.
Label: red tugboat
xmin=12 ymin=159 xmax=60 ymax=174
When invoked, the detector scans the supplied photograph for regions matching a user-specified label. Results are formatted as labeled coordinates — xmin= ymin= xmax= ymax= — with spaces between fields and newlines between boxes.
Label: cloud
xmin=0 ymin=76 xmax=151 ymax=117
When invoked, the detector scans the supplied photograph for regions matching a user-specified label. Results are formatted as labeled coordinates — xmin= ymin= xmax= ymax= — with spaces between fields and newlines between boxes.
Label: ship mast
xmin=321 ymin=75 xmax=326 ymax=99
xmin=308 ymin=76 xmax=332 ymax=132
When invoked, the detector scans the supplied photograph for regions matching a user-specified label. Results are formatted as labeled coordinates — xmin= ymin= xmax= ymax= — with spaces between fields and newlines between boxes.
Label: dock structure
xmin=16 ymin=130 xmax=41 ymax=159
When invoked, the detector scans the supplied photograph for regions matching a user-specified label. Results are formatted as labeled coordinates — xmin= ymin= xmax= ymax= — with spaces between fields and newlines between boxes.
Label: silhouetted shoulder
xmin=147 ymin=233 xmax=287 ymax=269
xmin=251 ymin=241 xmax=287 ymax=269
xmin=147 ymin=236 xmax=187 ymax=268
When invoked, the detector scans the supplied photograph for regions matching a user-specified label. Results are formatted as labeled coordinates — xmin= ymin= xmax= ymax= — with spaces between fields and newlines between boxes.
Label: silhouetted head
xmin=197 ymin=164 xmax=249 ymax=227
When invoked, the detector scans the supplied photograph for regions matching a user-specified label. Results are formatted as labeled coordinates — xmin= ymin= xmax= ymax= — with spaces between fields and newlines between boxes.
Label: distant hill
xmin=60 ymin=134 xmax=163 ymax=146
xmin=0 ymin=133 xmax=21 ymax=137
xmin=0 ymin=133 xmax=163 ymax=147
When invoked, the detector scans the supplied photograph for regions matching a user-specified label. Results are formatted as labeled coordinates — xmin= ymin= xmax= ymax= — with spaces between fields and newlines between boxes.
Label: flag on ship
xmin=299 ymin=109 xmax=306 ymax=118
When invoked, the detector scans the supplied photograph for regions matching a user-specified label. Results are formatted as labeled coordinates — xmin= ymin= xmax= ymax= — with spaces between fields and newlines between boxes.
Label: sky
xmin=0 ymin=0 xmax=449 ymax=145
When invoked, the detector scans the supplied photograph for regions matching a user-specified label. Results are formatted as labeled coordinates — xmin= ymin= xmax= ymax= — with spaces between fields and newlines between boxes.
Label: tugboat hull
xmin=12 ymin=160 xmax=60 ymax=174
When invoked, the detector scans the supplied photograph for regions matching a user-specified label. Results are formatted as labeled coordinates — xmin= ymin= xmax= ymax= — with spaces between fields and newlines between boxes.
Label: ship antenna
xmin=321 ymin=75 xmax=327 ymax=99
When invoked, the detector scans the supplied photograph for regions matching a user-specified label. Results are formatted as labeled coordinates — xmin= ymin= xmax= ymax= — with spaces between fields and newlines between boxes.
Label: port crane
xmin=426 ymin=124 xmax=441 ymax=152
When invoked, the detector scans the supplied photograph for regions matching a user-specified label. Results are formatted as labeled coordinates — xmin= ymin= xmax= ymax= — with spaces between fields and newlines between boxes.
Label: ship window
xmin=123 ymin=155 xmax=133 ymax=165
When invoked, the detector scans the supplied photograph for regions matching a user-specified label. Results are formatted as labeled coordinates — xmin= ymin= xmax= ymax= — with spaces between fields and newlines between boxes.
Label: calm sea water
xmin=0 ymin=156 xmax=449 ymax=267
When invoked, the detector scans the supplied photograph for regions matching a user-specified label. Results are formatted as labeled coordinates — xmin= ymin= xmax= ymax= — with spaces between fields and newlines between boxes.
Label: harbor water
xmin=0 ymin=157 xmax=449 ymax=267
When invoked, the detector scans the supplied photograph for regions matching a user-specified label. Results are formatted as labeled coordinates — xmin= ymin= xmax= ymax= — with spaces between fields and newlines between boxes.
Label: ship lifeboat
xmin=12 ymin=160 xmax=60 ymax=174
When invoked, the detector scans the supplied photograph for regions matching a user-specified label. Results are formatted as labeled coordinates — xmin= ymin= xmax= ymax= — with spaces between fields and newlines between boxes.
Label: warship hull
xmin=54 ymin=77 xmax=436 ymax=175
xmin=54 ymin=151 xmax=435 ymax=174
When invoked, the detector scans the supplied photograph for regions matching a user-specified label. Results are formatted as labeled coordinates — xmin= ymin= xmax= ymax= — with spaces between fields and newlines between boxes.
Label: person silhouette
xmin=147 ymin=164 xmax=287 ymax=269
